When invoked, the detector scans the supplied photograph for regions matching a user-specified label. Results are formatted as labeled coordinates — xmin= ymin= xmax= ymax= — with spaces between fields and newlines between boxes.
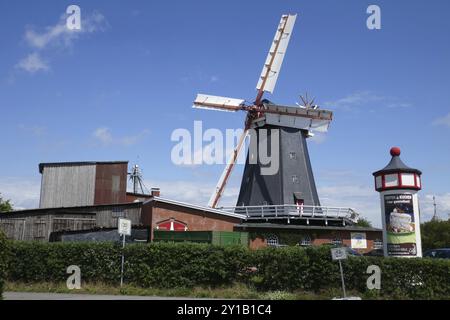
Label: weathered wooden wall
xmin=0 ymin=203 xmax=143 ymax=241
xmin=95 ymin=206 xmax=142 ymax=228
xmin=39 ymin=164 xmax=96 ymax=208
xmin=0 ymin=214 xmax=96 ymax=241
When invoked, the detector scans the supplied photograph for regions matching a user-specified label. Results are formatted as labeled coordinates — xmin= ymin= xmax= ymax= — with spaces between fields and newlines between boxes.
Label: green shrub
xmin=8 ymin=241 xmax=121 ymax=283
xmin=5 ymin=241 xmax=450 ymax=299
xmin=0 ymin=232 xmax=10 ymax=299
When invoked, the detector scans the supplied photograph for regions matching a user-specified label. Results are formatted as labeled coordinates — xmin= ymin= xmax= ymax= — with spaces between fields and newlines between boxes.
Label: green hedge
xmin=0 ymin=232 xmax=9 ymax=299
xmin=6 ymin=241 xmax=450 ymax=299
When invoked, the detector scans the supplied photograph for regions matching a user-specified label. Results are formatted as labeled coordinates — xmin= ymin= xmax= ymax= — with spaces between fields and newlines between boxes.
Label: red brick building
xmin=1 ymin=161 xmax=382 ymax=254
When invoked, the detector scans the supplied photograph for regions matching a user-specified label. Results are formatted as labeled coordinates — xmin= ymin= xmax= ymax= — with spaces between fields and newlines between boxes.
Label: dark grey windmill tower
xmin=237 ymin=96 xmax=331 ymax=208
xmin=192 ymin=14 xmax=333 ymax=208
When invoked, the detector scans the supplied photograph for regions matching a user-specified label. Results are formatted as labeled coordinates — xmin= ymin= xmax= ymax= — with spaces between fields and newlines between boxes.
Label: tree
xmin=355 ymin=217 xmax=373 ymax=228
xmin=0 ymin=194 xmax=13 ymax=213
xmin=421 ymin=219 xmax=450 ymax=251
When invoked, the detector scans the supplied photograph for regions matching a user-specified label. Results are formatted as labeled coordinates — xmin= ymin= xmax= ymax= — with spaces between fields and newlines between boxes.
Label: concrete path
xmin=3 ymin=291 xmax=200 ymax=300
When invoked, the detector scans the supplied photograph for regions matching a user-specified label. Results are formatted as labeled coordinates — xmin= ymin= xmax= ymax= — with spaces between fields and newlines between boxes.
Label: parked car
xmin=423 ymin=248 xmax=450 ymax=259
xmin=363 ymin=249 xmax=384 ymax=257
xmin=320 ymin=243 xmax=362 ymax=256
xmin=345 ymin=247 xmax=362 ymax=256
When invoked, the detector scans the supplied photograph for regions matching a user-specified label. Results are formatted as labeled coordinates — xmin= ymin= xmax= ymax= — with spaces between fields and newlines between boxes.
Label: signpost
xmin=118 ymin=218 xmax=131 ymax=287
xmin=331 ymin=247 xmax=347 ymax=298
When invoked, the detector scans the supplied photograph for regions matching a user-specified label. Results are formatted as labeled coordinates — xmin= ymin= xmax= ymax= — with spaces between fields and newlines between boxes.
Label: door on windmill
xmin=155 ymin=218 xmax=188 ymax=231
xmin=295 ymin=198 xmax=304 ymax=215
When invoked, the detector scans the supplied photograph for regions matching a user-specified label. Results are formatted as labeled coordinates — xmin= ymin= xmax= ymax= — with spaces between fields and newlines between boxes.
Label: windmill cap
xmin=372 ymin=147 xmax=421 ymax=176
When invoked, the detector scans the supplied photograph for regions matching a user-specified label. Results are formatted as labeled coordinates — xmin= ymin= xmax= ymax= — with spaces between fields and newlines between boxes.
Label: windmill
xmin=193 ymin=14 xmax=333 ymax=208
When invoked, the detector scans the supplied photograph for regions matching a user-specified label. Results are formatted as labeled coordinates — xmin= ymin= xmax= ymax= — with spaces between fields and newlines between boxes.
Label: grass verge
xmin=4 ymin=281 xmax=368 ymax=300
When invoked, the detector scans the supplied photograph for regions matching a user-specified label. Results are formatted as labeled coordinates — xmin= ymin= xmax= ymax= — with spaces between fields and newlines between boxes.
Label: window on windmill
xmin=331 ymin=237 xmax=343 ymax=246
xmin=289 ymin=152 xmax=297 ymax=160
xmin=292 ymin=175 xmax=299 ymax=183
xmin=266 ymin=234 xmax=279 ymax=247
xmin=374 ymin=239 xmax=383 ymax=249
xmin=300 ymin=235 xmax=312 ymax=246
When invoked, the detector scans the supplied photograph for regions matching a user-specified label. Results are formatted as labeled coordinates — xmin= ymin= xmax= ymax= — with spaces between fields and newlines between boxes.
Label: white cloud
xmin=180 ymin=71 xmax=220 ymax=84
xmin=15 ymin=52 xmax=49 ymax=73
xmin=420 ymin=193 xmax=450 ymax=221
xmin=323 ymin=91 xmax=382 ymax=110
xmin=432 ymin=112 xmax=450 ymax=128
xmin=141 ymin=179 xmax=239 ymax=207
xmin=18 ymin=124 xmax=47 ymax=136
xmin=0 ymin=178 xmax=41 ymax=210
xmin=324 ymin=91 xmax=411 ymax=111
xmin=387 ymin=102 xmax=412 ymax=109
xmin=93 ymin=127 xmax=149 ymax=147
xmin=24 ymin=11 xmax=107 ymax=50
xmin=93 ymin=127 xmax=113 ymax=144
xmin=16 ymin=11 xmax=108 ymax=74
xmin=318 ymin=184 xmax=381 ymax=227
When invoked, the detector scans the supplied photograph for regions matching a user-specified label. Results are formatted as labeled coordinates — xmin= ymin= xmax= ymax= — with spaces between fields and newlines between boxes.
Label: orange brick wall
xmin=248 ymin=229 xmax=382 ymax=253
xmin=249 ymin=236 xmax=267 ymax=249
xmin=141 ymin=201 xmax=241 ymax=240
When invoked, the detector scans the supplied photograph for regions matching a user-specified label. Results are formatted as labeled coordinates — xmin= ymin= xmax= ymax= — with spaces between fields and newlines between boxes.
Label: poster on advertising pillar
xmin=384 ymin=193 xmax=417 ymax=256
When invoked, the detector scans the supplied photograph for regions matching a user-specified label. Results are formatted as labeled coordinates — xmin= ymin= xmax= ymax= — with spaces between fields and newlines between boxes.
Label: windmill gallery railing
xmin=219 ymin=205 xmax=359 ymax=223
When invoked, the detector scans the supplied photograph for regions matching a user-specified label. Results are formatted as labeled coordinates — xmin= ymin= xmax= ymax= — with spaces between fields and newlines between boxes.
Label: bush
xmin=421 ymin=220 xmax=450 ymax=251
xmin=0 ymin=232 xmax=10 ymax=299
xmin=5 ymin=241 xmax=450 ymax=299
xmin=7 ymin=242 xmax=250 ymax=288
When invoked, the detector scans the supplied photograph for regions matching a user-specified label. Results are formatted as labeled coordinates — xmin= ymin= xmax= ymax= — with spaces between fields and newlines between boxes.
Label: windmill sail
xmin=193 ymin=94 xmax=245 ymax=112
xmin=208 ymin=128 xmax=249 ymax=208
xmin=256 ymin=14 xmax=297 ymax=94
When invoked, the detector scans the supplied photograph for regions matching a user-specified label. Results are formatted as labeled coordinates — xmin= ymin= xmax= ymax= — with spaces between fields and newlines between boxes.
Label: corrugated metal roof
xmin=145 ymin=197 xmax=247 ymax=220
xmin=2 ymin=201 xmax=143 ymax=217
xmin=39 ymin=161 xmax=128 ymax=173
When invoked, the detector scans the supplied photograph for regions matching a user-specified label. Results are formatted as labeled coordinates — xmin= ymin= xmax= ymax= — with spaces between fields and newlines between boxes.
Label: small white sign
xmin=118 ymin=218 xmax=131 ymax=236
xmin=351 ymin=232 xmax=367 ymax=249
xmin=331 ymin=247 xmax=348 ymax=261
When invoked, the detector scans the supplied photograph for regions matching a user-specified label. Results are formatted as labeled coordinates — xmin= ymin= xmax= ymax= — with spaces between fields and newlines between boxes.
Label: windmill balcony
xmin=219 ymin=205 xmax=359 ymax=225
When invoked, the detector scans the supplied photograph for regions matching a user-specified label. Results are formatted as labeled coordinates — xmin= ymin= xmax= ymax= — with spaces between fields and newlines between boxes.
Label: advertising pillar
xmin=373 ymin=147 xmax=422 ymax=257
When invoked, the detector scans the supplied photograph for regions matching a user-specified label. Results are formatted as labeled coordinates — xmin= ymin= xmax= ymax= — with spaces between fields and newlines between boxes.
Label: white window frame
xmin=266 ymin=234 xmax=279 ymax=247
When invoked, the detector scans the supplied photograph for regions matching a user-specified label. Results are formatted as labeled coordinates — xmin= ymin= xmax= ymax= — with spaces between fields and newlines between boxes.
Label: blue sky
xmin=1 ymin=0 xmax=449 ymax=226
